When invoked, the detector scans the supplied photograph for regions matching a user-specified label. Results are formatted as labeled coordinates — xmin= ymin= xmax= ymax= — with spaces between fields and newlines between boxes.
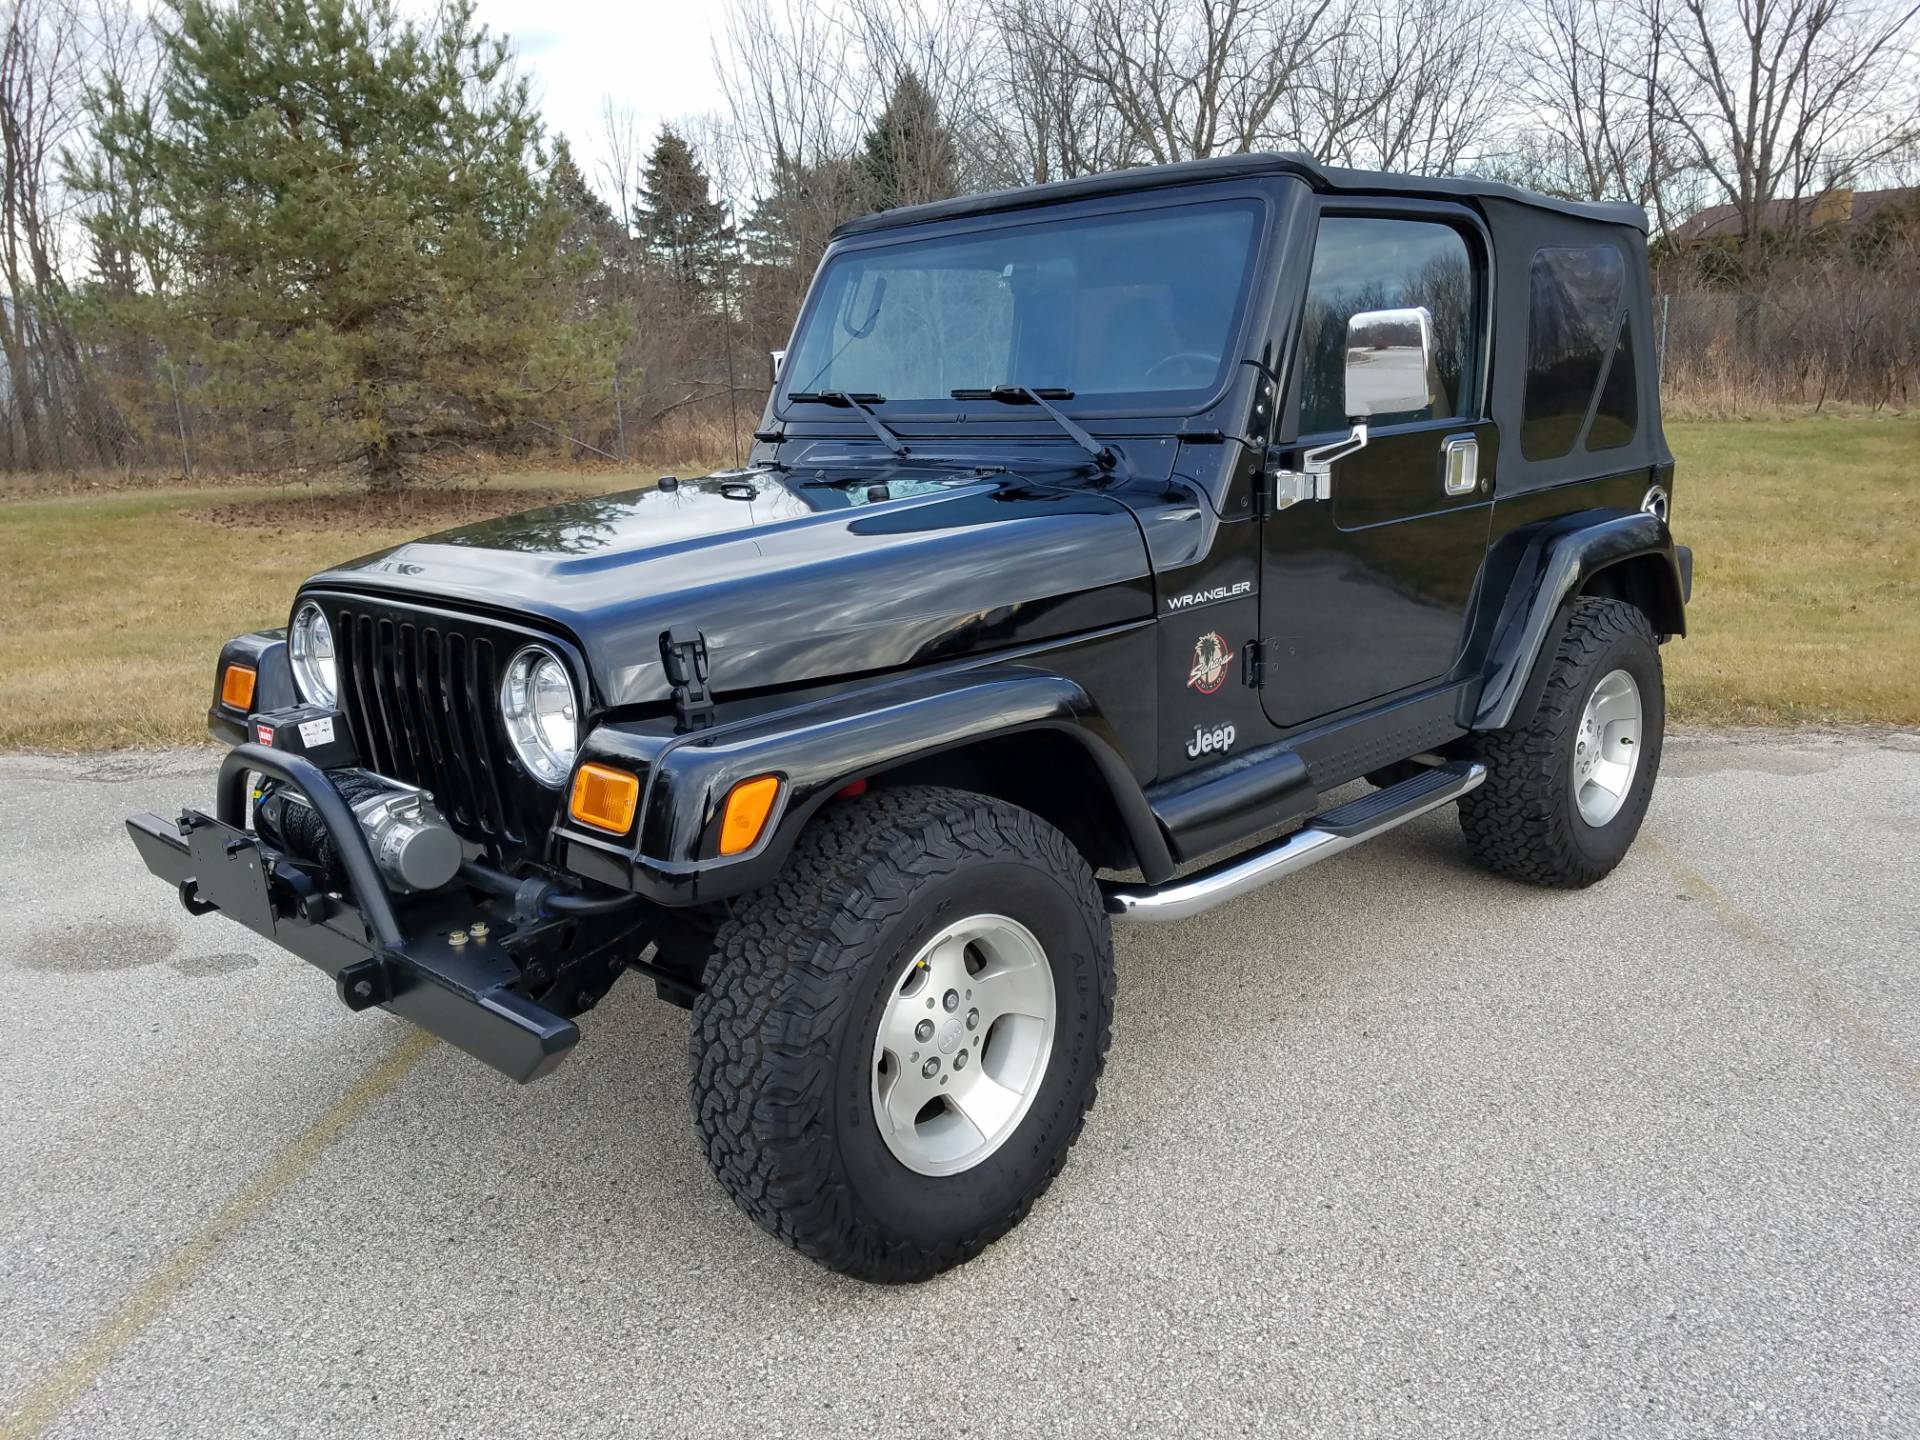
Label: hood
xmin=306 ymin=467 xmax=1154 ymax=708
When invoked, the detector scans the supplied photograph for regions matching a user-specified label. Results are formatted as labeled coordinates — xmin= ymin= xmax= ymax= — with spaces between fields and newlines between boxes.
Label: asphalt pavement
xmin=1 ymin=730 xmax=1916 ymax=1439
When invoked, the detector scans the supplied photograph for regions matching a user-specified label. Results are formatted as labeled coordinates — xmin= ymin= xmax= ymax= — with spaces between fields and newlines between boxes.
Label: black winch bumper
xmin=125 ymin=745 xmax=580 ymax=1083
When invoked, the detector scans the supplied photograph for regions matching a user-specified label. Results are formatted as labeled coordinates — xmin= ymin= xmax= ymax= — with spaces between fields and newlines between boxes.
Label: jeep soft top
xmin=128 ymin=154 xmax=1689 ymax=1282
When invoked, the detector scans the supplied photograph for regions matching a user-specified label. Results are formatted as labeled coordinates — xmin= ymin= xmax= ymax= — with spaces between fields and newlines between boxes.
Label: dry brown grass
xmin=1661 ymin=412 xmax=1919 ymax=726
xmin=0 ymin=466 xmax=702 ymax=750
xmin=1 ymin=417 xmax=1913 ymax=750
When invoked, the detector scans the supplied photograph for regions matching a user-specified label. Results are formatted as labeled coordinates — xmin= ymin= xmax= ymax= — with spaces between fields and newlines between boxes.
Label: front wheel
xmin=690 ymin=786 xmax=1114 ymax=1283
xmin=1458 ymin=595 xmax=1665 ymax=888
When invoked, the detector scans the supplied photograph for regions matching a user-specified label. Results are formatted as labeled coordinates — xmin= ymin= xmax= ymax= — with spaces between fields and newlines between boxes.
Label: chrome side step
xmin=1101 ymin=761 xmax=1486 ymax=923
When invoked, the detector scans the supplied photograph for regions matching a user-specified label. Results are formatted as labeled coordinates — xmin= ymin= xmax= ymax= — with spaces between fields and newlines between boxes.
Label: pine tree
xmin=71 ymin=0 xmax=613 ymax=485
xmin=858 ymin=72 xmax=957 ymax=212
xmin=636 ymin=127 xmax=733 ymax=312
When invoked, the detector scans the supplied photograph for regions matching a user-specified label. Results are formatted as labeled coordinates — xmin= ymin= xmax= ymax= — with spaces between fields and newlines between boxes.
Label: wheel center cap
xmin=937 ymin=1018 xmax=964 ymax=1055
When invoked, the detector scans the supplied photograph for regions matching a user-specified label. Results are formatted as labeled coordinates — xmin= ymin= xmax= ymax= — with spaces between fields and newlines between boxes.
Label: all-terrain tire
xmin=1458 ymin=595 xmax=1664 ymax=888
xmin=690 ymin=785 xmax=1115 ymax=1284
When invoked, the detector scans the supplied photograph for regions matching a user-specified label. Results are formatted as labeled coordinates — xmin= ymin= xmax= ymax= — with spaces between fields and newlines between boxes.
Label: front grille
xmin=322 ymin=595 xmax=556 ymax=851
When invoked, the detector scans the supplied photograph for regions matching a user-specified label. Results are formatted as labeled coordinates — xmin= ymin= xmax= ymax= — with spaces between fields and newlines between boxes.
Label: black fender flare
xmin=207 ymin=628 xmax=296 ymax=744
xmin=560 ymin=665 xmax=1175 ymax=904
xmin=1472 ymin=511 xmax=1688 ymax=733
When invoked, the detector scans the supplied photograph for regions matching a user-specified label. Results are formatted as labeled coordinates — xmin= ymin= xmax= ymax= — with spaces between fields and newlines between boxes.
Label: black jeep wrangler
xmin=129 ymin=154 xmax=1690 ymax=1283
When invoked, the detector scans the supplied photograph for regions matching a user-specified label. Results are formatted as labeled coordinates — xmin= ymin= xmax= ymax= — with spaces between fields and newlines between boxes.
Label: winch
xmin=245 ymin=703 xmax=462 ymax=895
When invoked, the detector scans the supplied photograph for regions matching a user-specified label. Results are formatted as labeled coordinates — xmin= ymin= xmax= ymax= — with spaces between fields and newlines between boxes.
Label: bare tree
xmin=0 ymin=0 xmax=87 ymax=466
xmin=1286 ymin=0 xmax=1510 ymax=172
xmin=1510 ymin=0 xmax=1690 ymax=228
xmin=1049 ymin=0 xmax=1338 ymax=165
xmin=982 ymin=0 xmax=1137 ymax=181
xmin=1653 ymin=0 xmax=1920 ymax=250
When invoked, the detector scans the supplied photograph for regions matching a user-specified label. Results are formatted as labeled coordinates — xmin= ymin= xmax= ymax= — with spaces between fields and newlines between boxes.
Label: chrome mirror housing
xmin=1344 ymin=307 xmax=1440 ymax=418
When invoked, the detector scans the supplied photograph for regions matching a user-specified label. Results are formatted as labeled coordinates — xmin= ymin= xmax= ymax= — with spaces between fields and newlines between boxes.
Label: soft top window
xmin=780 ymin=199 xmax=1263 ymax=411
xmin=1521 ymin=245 xmax=1633 ymax=460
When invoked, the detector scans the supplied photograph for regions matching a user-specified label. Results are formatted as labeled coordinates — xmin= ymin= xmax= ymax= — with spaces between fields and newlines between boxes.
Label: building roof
xmin=831 ymin=153 xmax=1650 ymax=240
xmin=1669 ymin=186 xmax=1917 ymax=244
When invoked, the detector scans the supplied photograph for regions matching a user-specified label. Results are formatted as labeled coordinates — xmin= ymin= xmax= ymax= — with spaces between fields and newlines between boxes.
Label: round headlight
xmin=289 ymin=602 xmax=337 ymax=706
xmin=500 ymin=645 xmax=577 ymax=786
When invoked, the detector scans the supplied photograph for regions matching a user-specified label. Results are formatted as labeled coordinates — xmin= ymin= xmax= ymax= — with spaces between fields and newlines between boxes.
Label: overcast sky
xmin=466 ymin=0 xmax=727 ymax=176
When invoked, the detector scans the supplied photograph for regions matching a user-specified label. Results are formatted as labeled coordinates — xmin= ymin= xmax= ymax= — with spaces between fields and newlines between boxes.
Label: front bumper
xmin=126 ymin=745 xmax=585 ymax=1083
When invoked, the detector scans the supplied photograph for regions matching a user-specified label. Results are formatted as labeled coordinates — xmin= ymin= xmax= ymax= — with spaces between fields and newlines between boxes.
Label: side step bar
xmin=1101 ymin=761 xmax=1485 ymax=923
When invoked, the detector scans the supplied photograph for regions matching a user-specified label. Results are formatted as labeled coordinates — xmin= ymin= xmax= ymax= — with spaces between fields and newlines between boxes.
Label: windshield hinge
xmin=660 ymin=629 xmax=714 ymax=732
xmin=1242 ymin=639 xmax=1272 ymax=690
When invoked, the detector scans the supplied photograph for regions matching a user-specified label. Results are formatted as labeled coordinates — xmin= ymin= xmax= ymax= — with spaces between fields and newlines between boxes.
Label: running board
xmin=1101 ymin=761 xmax=1486 ymax=923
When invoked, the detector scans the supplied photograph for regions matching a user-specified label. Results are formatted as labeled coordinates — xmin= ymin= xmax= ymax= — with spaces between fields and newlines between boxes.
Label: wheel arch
xmin=562 ymin=665 xmax=1176 ymax=902
xmin=1472 ymin=510 xmax=1686 ymax=733
xmin=868 ymin=728 xmax=1147 ymax=875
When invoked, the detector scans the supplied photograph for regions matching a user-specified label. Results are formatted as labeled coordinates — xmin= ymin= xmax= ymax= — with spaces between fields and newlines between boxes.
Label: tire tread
xmin=689 ymin=785 xmax=1113 ymax=1283
xmin=1459 ymin=595 xmax=1662 ymax=888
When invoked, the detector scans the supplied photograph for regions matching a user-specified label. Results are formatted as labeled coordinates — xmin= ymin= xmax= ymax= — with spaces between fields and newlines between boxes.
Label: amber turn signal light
xmin=718 ymin=775 xmax=781 ymax=856
xmin=221 ymin=662 xmax=257 ymax=711
xmin=569 ymin=762 xmax=641 ymax=834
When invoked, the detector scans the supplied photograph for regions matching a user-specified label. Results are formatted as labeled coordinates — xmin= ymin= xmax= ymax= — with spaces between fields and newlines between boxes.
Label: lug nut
xmin=922 ymin=1057 xmax=940 ymax=1078
xmin=943 ymin=989 xmax=959 ymax=1012
xmin=954 ymin=1050 xmax=968 ymax=1070
xmin=915 ymin=1019 xmax=935 ymax=1042
xmin=966 ymin=1008 xmax=979 ymax=1030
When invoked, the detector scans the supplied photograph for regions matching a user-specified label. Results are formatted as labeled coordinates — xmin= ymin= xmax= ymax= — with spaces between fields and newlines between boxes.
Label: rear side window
xmin=1296 ymin=216 xmax=1477 ymax=435
xmin=1521 ymin=246 xmax=1634 ymax=459
xmin=1587 ymin=319 xmax=1638 ymax=450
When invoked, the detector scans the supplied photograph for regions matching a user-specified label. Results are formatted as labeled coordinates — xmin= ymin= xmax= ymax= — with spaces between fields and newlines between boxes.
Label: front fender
xmin=1473 ymin=511 xmax=1687 ymax=732
xmin=206 ymin=629 xmax=296 ymax=744
xmin=558 ymin=666 xmax=1173 ymax=904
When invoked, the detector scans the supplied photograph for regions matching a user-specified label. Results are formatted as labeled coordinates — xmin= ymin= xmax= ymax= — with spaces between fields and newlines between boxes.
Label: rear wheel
xmin=690 ymin=786 xmax=1114 ymax=1283
xmin=1458 ymin=595 xmax=1664 ymax=888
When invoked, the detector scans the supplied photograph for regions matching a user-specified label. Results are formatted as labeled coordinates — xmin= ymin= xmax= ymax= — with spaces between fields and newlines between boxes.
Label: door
xmin=1259 ymin=210 xmax=1496 ymax=728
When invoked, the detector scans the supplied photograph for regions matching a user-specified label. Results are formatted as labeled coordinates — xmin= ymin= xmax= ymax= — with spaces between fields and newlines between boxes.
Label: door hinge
xmin=1242 ymin=639 xmax=1271 ymax=689
xmin=1258 ymin=425 xmax=1370 ymax=517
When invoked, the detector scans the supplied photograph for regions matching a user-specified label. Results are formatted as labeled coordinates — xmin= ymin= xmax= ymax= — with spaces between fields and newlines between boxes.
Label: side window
xmin=1296 ymin=216 xmax=1478 ymax=436
xmin=1521 ymin=245 xmax=1632 ymax=459
xmin=1587 ymin=318 xmax=1638 ymax=450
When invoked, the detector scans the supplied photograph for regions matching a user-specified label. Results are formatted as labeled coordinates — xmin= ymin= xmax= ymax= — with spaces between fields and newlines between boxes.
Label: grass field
xmin=1 ymin=416 xmax=1914 ymax=750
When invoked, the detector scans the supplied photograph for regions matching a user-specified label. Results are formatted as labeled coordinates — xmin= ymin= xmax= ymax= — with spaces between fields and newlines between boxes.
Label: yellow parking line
xmin=0 ymin=1029 xmax=438 ymax=1440
xmin=1646 ymin=837 xmax=1919 ymax=1094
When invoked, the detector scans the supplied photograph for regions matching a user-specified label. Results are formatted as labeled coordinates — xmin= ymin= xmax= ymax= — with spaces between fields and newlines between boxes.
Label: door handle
xmin=1442 ymin=433 xmax=1478 ymax=496
xmin=1266 ymin=423 xmax=1369 ymax=510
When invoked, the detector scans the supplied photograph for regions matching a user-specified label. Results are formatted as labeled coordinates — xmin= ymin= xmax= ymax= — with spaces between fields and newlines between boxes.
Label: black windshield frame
xmin=776 ymin=185 xmax=1277 ymax=424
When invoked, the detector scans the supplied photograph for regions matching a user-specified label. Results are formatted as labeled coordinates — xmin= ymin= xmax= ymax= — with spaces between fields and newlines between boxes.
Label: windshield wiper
xmin=786 ymin=390 xmax=910 ymax=458
xmin=950 ymin=384 xmax=1128 ymax=478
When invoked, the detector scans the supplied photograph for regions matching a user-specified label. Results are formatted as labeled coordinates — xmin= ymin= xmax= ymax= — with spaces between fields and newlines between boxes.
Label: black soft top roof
xmin=831 ymin=153 xmax=1648 ymax=239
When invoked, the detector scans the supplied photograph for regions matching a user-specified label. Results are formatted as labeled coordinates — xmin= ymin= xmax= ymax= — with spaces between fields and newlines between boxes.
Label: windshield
xmin=782 ymin=198 xmax=1264 ymax=411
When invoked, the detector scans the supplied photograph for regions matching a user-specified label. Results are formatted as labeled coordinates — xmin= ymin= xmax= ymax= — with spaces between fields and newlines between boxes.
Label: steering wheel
xmin=1143 ymin=351 xmax=1218 ymax=387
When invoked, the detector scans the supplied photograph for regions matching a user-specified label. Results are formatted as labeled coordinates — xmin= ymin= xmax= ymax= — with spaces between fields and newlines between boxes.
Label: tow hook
xmin=335 ymin=956 xmax=390 ymax=1012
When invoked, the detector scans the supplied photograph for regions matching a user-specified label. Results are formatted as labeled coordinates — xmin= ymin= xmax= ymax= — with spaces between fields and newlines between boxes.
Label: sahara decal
xmin=1165 ymin=580 xmax=1252 ymax=612
xmin=1186 ymin=723 xmax=1237 ymax=759
xmin=1186 ymin=631 xmax=1231 ymax=694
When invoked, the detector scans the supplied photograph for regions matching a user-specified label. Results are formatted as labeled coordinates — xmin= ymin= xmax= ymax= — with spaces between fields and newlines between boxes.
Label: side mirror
xmin=768 ymin=349 xmax=787 ymax=385
xmin=1344 ymin=306 xmax=1440 ymax=419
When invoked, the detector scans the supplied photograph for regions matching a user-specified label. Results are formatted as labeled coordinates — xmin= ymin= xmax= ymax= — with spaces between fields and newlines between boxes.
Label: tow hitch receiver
xmin=125 ymin=801 xmax=579 ymax=1084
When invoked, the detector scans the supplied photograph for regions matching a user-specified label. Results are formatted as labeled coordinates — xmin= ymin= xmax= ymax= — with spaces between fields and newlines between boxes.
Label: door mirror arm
xmin=1264 ymin=423 xmax=1369 ymax=511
